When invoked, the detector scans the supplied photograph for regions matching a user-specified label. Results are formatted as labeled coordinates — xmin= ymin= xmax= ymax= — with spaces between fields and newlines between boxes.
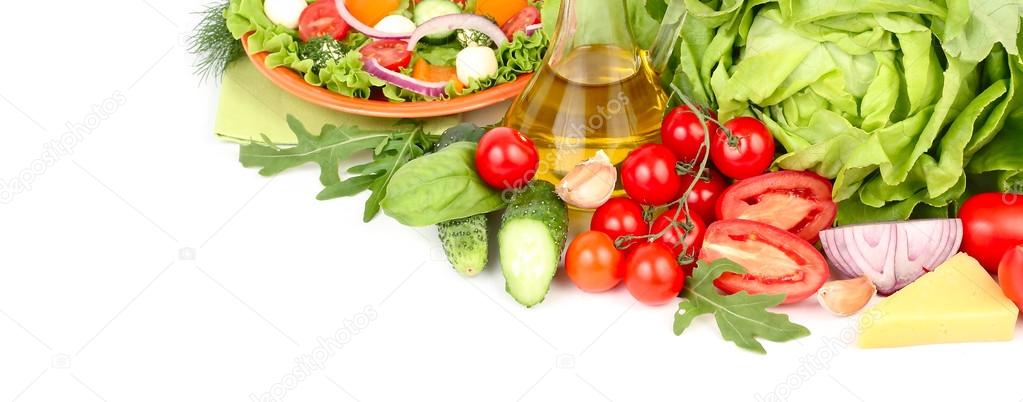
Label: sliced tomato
xmin=359 ymin=39 xmax=413 ymax=71
xmin=716 ymin=171 xmax=836 ymax=242
xmin=411 ymin=59 xmax=463 ymax=92
xmin=699 ymin=219 xmax=829 ymax=304
xmin=500 ymin=6 xmax=540 ymax=39
xmin=299 ymin=0 xmax=350 ymax=42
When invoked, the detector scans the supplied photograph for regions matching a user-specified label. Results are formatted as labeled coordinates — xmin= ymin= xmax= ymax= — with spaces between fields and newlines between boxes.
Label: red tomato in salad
xmin=661 ymin=105 xmax=720 ymax=164
xmin=566 ymin=231 xmax=625 ymax=293
xmin=590 ymin=197 xmax=648 ymax=253
xmin=624 ymin=242 xmax=685 ymax=305
xmin=474 ymin=127 xmax=539 ymax=190
xmin=621 ymin=144 xmax=683 ymax=206
xmin=501 ymin=6 xmax=540 ymax=39
xmin=650 ymin=207 xmax=706 ymax=275
xmin=700 ymin=219 xmax=829 ymax=304
xmin=298 ymin=0 xmax=351 ymax=42
xmin=959 ymin=192 xmax=1023 ymax=272
xmin=711 ymin=117 xmax=775 ymax=180
xmin=359 ymin=39 xmax=413 ymax=71
xmin=998 ymin=245 xmax=1023 ymax=310
xmin=679 ymin=167 xmax=728 ymax=224
xmin=716 ymin=171 xmax=836 ymax=242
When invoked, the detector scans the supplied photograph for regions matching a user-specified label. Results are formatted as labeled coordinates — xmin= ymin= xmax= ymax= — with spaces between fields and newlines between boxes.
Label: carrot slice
xmin=412 ymin=59 xmax=464 ymax=92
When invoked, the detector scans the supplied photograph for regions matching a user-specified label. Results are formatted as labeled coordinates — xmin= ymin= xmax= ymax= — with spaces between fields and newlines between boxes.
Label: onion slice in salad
xmin=407 ymin=14 xmax=507 ymax=51
xmin=524 ymin=23 xmax=543 ymax=36
xmin=362 ymin=57 xmax=448 ymax=98
xmin=335 ymin=0 xmax=412 ymax=39
xmin=819 ymin=219 xmax=963 ymax=295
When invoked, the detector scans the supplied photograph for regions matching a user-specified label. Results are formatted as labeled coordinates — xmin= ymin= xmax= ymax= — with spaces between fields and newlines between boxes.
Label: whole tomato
xmin=960 ymin=192 xmax=1023 ymax=272
xmin=650 ymin=207 xmax=706 ymax=275
xmin=679 ymin=167 xmax=728 ymax=224
xmin=711 ymin=117 xmax=775 ymax=180
xmin=590 ymin=197 xmax=648 ymax=253
xmin=998 ymin=245 xmax=1023 ymax=310
xmin=624 ymin=242 xmax=685 ymax=305
xmin=661 ymin=105 xmax=720 ymax=164
xmin=621 ymin=144 xmax=683 ymax=206
xmin=475 ymin=127 xmax=539 ymax=190
xmin=566 ymin=231 xmax=625 ymax=292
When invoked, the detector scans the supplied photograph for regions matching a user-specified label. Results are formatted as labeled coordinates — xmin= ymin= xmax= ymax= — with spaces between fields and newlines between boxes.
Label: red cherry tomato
xmin=590 ymin=197 xmax=648 ymax=253
xmin=661 ymin=105 xmax=720 ymax=164
xmin=624 ymin=242 xmax=684 ymax=305
xmin=699 ymin=219 xmax=829 ymax=304
xmin=298 ymin=0 xmax=351 ymax=42
xmin=959 ymin=192 xmax=1023 ymax=272
xmin=679 ymin=167 xmax=728 ymax=224
xmin=650 ymin=207 xmax=705 ymax=276
xmin=500 ymin=6 xmax=540 ymax=39
xmin=716 ymin=171 xmax=837 ymax=242
xmin=359 ymin=39 xmax=413 ymax=71
xmin=621 ymin=144 xmax=683 ymax=206
xmin=474 ymin=127 xmax=539 ymax=190
xmin=711 ymin=117 xmax=775 ymax=180
xmin=566 ymin=231 xmax=625 ymax=292
xmin=999 ymin=245 xmax=1023 ymax=310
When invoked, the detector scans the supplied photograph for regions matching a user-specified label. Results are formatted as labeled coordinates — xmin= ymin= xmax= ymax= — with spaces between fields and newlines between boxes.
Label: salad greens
xmin=643 ymin=0 xmax=1023 ymax=224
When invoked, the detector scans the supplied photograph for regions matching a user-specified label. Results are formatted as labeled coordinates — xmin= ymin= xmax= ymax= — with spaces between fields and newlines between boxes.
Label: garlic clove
xmin=556 ymin=150 xmax=617 ymax=209
xmin=817 ymin=276 xmax=876 ymax=317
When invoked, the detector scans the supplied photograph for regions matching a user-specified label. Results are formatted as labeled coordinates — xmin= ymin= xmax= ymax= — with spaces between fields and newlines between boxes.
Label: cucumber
xmin=499 ymin=181 xmax=568 ymax=307
xmin=438 ymin=214 xmax=488 ymax=276
xmin=413 ymin=0 xmax=463 ymax=41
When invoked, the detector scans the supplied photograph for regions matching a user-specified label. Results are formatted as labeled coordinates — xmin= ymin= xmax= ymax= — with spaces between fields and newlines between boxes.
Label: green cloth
xmin=214 ymin=60 xmax=460 ymax=145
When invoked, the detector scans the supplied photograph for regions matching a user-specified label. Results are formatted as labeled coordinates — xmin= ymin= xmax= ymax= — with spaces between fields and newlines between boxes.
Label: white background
xmin=2 ymin=1 xmax=1022 ymax=401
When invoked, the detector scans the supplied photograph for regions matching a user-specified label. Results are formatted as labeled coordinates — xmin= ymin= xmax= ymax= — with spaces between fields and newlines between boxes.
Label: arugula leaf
xmin=674 ymin=259 xmax=810 ymax=354
xmin=239 ymin=115 xmax=432 ymax=221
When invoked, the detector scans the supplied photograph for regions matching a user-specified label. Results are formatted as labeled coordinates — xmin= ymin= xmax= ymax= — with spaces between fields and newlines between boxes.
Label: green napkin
xmin=214 ymin=60 xmax=460 ymax=145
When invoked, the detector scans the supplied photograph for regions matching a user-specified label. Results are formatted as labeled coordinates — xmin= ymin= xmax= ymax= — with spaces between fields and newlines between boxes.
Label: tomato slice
xmin=716 ymin=171 xmax=836 ymax=242
xmin=359 ymin=39 xmax=413 ymax=71
xmin=500 ymin=6 xmax=540 ymax=39
xmin=700 ymin=219 xmax=829 ymax=304
xmin=299 ymin=0 xmax=351 ymax=42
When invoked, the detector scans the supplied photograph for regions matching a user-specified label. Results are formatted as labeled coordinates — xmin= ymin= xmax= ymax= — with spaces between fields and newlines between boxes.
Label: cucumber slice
xmin=414 ymin=0 xmax=463 ymax=41
xmin=499 ymin=181 xmax=568 ymax=307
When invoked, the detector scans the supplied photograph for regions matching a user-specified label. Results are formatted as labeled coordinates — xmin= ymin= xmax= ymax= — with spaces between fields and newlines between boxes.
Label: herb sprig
xmin=188 ymin=0 xmax=246 ymax=82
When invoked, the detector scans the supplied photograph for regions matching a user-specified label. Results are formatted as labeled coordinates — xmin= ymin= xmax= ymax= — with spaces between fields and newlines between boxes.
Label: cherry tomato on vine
xmin=566 ymin=231 xmax=625 ymax=292
xmin=590 ymin=197 xmax=648 ymax=253
xmin=711 ymin=117 xmax=775 ymax=180
xmin=475 ymin=127 xmax=539 ymax=190
xmin=661 ymin=105 xmax=720 ymax=164
xmin=624 ymin=242 xmax=685 ymax=305
xmin=621 ymin=144 xmax=683 ymax=206
xmin=679 ymin=167 xmax=728 ymax=224
xmin=650 ymin=207 xmax=706 ymax=275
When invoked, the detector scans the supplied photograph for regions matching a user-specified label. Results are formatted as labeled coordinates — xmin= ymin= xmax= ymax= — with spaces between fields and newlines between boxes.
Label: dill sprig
xmin=188 ymin=1 xmax=245 ymax=82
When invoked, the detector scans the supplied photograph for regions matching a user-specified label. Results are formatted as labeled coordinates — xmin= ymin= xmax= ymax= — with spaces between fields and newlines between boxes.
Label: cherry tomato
xmin=621 ymin=144 xmax=683 ymax=206
xmin=624 ymin=242 xmax=684 ymax=305
xmin=679 ymin=167 xmax=728 ymax=224
xmin=474 ymin=127 xmax=539 ymax=190
xmin=661 ymin=105 xmax=720 ymax=164
xmin=650 ymin=207 xmax=705 ymax=275
xmin=716 ymin=171 xmax=837 ymax=242
xmin=500 ymin=6 xmax=540 ymax=39
xmin=999 ymin=245 xmax=1023 ymax=310
xmin=359 ymin=39 xmax=413 ymax=71
xmin=566 ymin=231 xmax=625 ymax=292
xmin=711 ymin=117 xmax=775 ymax=180
xmin=298 ymin=0 xmax=350 ymax=42
xmin=960 ymin=192 xmax=1023 ymax=272
xmin=590 ymin=197 xmax=648 ymax=253
xmin=699 ymin=219 xmax=828 ymax=304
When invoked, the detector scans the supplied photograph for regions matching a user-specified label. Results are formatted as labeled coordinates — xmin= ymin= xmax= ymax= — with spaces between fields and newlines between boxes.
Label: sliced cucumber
xmin=499 ymin=181 xmax=568 ymax=307
xmin=414 ymin=0 xmax=463 ymax=41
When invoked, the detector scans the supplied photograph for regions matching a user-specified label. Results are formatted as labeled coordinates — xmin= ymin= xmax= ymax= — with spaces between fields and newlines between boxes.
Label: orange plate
xmin=242 ymin=34 xmax=532 ymax=118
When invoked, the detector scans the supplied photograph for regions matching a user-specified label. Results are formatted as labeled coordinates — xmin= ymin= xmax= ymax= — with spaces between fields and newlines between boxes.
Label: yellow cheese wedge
xmin=858 ymin=253 xmax=1019 ymax=348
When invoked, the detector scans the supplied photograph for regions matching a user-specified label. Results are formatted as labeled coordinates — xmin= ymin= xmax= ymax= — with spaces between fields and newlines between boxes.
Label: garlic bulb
xmin=816 ymin=276 xmax=876 ymax=316
xmin=556 ymin=151 xmax=617 ymax=209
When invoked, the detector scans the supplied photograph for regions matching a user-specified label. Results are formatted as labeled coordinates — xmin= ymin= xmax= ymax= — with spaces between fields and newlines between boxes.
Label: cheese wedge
xmin=858 ymin=253 xmax=1018 ymax=348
